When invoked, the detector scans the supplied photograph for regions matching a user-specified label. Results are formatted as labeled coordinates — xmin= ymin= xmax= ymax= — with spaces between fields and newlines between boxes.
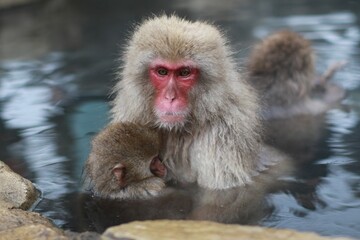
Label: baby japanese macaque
xmin=84 ymin=122 xmax=167 ymax=200
xmin=248 ymin=30 xmax=345 ymax=119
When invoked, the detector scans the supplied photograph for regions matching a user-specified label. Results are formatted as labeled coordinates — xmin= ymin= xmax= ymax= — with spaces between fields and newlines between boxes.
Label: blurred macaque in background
xmin=248 ymin=30 xmax=345 ymax=120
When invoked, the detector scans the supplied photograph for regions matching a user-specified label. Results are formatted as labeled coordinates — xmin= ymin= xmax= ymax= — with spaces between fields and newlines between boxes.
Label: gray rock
xmin=0 ymin=208 xmax=56 ymax=231
xmin=0 ymin=224 xmax=67 ymax=240
xmin=0 ymin=161 xmax=38 ymax=210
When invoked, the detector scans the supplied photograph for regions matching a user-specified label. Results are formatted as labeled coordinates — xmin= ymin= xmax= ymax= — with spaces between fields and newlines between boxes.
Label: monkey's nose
xmin=165 ymin=89 xmax=177 ymax=101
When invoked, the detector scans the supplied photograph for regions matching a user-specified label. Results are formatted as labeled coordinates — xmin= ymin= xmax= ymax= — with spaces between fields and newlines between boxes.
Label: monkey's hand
xmin=140 ymin=177 xmax=166 ymax=197
xmin=317 ymin=61 xmax=347 ymax=85
xmin=115 ymin=177 xmax=166 ymax=199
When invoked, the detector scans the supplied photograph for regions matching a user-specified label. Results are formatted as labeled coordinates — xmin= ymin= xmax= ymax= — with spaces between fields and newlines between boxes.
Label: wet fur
xmin=84 ymin=122 xmax=165 ymax=199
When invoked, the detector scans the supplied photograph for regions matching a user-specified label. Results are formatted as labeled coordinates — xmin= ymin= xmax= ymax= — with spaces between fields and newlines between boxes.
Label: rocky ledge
xmin=103 ymin=220 xmax=352 ymax=240
xmin=0 ymin=161 xmax=37 ymax=209
xmin=0 ymin=160 xmax=354 ymax=240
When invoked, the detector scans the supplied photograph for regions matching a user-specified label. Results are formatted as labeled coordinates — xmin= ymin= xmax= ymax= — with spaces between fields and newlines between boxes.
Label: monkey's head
xmin=115 ymin=15 xmax=237 ymax=130
xmin=248 ymin=30 xmax=315 ymax=106
xmin=87 ymin=122 xmax=166 ymax=192
xmin=249 ymin=30 xmax=315 ymax=82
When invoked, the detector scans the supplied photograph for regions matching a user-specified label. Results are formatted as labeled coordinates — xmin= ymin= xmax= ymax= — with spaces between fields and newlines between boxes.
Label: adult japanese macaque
xmin=84 ymin=122 xmax=167 ymax=199
xmin=248 ymin=30 xmax=346 ymax=119
xmin=111 ymin=15 xmax=289 ymax=190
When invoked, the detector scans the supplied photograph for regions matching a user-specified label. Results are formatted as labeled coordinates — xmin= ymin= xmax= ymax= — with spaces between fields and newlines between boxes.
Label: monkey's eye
xmin=157 ymin=68 xmax=168 ymax=76
xmin=179 ymin=67 xmax=191 ymax=77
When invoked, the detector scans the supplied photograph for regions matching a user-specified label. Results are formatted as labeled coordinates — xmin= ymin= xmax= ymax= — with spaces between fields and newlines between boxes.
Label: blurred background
xmin=0 ymin=0 xmax=359 ymax=238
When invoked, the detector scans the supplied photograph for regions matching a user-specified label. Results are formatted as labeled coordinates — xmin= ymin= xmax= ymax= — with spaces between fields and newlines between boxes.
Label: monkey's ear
xmin=112 ymin=163 xmax=127 ymax=187
xmin=150 ymin=156 xmax=167 ymax=178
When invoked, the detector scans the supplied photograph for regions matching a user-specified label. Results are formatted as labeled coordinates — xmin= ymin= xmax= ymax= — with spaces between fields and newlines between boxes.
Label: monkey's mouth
xmin=156 ymin=111 xmax=188 ymax=124
xmin=161 ymin=112 xmax=186 ymax=123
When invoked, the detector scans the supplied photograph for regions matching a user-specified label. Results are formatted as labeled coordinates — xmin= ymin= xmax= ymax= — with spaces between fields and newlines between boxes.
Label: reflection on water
xmin=76 ymin=162 xmax=287 ymax=232
xmin=78 ymin=183 xmax=270 ymax=233
xmin=0 ymin=0 xmax=360 ymax=238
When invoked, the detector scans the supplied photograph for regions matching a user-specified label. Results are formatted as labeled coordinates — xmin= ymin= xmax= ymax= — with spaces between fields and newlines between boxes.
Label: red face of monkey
xmin=149 ymin=59 xmax=199 ymax=126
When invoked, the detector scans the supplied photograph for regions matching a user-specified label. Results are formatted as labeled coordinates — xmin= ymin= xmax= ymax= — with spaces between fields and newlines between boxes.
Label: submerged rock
xmin=102 ymin=220 xmax=352 ymax=240
xmin=0 ymin=161 xmax=38 ymax=210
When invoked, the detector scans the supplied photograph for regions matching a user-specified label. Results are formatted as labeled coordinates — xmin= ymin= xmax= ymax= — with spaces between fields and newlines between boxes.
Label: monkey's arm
xmin=315 ymin=61 xmax=347 ymax=86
